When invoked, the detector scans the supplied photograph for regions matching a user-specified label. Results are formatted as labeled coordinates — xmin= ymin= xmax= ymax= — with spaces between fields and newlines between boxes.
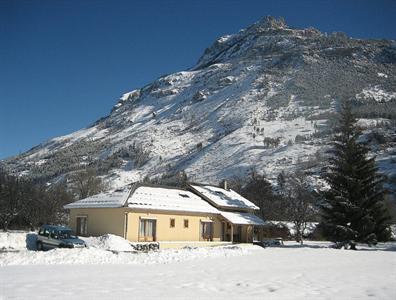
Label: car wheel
xmin=36 ymin=242 xmax=43 ymax=251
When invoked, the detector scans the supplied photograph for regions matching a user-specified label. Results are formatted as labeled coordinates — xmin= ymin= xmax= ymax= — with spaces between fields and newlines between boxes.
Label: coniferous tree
xmin=241 ymin=171 xmax=275 ymax=221
xmin=320 ymin=102 xmax=391 ymax=248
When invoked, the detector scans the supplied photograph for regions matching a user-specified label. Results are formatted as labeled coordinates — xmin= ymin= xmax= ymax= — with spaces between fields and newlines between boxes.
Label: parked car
xmin=261 ymin=238 xmax=284 ymax=247
xmin=36 ymin=225 xmax=86 ymax=250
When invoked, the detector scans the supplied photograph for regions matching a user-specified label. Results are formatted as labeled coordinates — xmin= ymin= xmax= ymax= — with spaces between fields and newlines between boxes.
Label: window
xmin=139 ymin=219 xmax=156 ymax=242
xmin=76 ymin=216 xmax=88 ymax=236
xmin=58 ymin=230 xmax=73 ymax=239
xmin=184 ymin=219 xmax=189 ymax=228
xmin=170 ymin=218 xmax=175 ymax=228
xmin=39 ymin=228 xmax=49 ymax=237
xmin=49 ymin=230 xmax=58 ymax=239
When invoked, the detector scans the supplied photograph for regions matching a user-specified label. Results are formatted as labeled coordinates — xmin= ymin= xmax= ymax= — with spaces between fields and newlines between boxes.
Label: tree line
xmin=0 ymin=167 xmax=105 ymax=231
xmin=0 ymin=172 xmax=72 ymax=231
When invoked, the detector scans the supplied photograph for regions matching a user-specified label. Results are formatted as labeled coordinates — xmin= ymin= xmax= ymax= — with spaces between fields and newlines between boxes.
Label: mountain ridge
xmin=3 ymin=16 xmax=396 ymax=191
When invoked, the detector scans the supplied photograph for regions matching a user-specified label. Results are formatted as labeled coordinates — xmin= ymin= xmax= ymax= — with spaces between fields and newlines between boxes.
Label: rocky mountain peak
xmin=249 ymin=16 xmax=288 ymax=31
xmin=195 ymin=16 xmax=314 ymax=69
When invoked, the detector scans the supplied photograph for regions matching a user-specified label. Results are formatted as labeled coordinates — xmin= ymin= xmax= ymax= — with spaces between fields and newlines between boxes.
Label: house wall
xmin=68 ymin=208 xmax=223 ymax=242
xmin=68 ymin=208 xmax=126 ymax=237
xmin=126 ymin=210 xmax=223 ymax=242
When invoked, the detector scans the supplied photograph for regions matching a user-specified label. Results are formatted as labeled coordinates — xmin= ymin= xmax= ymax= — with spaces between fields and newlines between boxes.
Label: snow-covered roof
xmin=220 ymin=211 xmax=265 ymax=226
xmin=127 ymin=186 xmax=220 ymax=214
xmin=64 ymin=184 xmax=259 ymax=216
xmin=190 ymin=185 xmax=259 ymax=210
xmin=64 ymin=189 xmax=131 ymax=209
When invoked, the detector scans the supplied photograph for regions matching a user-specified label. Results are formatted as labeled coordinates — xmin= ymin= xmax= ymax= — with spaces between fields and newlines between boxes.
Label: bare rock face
xmin=3 ymin=17 xmax=396 ymax=191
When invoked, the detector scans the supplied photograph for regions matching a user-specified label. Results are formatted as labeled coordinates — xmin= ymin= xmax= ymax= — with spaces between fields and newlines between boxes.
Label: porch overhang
xmin=220 ymin=211 xmax=265 ymax=226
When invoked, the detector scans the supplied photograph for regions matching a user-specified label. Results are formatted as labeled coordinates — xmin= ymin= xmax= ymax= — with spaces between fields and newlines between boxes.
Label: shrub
xmin=263 ymin=137 xmax=281 ymax=148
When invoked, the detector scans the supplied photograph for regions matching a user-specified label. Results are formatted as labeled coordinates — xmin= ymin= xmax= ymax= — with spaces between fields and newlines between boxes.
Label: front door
xmin=221 ymin=222 xmax=226 ymax=241
xmin=139 ymin=219 xmax=156 ymax=242
xmin=76 ymin=216 xmax=88 ymax=236
xmin=201 ymin=221 xmax=213 ymax=241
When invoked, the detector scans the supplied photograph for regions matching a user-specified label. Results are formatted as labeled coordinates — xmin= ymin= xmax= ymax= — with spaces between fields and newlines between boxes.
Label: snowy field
xmin=1 ymin=232 xmax=396 ymax=299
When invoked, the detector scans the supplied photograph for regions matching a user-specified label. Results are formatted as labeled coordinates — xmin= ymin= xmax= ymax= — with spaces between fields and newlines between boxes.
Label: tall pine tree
xmin=320 ymin=102 xmax=391 ymax=248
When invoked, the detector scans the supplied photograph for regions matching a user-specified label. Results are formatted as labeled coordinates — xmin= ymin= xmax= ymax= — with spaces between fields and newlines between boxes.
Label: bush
xmin=262 ymin=223 xmax=291 ymax=239
xmin=307 ymin=224 xmax=326 ymax=241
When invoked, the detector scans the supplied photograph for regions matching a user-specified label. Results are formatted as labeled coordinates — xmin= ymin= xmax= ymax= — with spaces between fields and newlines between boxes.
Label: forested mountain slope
xmin=3 ymin=17 xmax=396 ymax=190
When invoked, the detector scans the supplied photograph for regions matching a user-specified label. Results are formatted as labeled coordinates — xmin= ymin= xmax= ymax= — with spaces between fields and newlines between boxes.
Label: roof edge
xmin=187 ymin=183 xmax=260 ymax=211
xmin=127 ymin=207 xmax=220 ymax=216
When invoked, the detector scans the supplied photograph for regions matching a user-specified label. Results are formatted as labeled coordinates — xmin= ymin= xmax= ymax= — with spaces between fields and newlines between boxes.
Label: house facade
xmin=64 ymin=182 xmax=265 ymax=248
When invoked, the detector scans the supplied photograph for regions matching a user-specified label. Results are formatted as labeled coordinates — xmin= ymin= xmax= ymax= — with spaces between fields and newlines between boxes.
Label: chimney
xmin=223 ymin=180 xmax=228 ymax=190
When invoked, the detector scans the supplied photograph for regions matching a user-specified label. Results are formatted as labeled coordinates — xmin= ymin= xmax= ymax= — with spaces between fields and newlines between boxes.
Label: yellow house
xmin=64 ymin=182 xmax=265 ymax=248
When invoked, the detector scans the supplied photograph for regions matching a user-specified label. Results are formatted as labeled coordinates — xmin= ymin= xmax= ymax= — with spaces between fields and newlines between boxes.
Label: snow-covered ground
xmin=1 ymin=232 xmax=395 ymax=299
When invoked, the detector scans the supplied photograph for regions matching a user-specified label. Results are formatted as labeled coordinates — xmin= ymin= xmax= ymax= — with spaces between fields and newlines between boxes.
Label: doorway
xmin=139 ymin=219 xmax=156 ymax=242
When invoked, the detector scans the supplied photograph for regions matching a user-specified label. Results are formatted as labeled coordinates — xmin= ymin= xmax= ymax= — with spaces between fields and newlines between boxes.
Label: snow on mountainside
xmin=3 ymin=16 xmax=396 ymax=190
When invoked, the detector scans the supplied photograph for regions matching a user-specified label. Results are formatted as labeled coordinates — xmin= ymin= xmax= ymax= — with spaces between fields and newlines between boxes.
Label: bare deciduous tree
xmin=0 ymin=169 xmax=73 ymax=231
xmin=0 ymin=170 xmax=22 ymax=231
xmin=278 ymin=171 xmax=318 ymax=244
xmin=70 ymin=168 xmax=105 ymax=200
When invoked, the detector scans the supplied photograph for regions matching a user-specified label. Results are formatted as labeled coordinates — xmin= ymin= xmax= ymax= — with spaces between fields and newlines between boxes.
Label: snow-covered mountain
xmin=3 ymin=17 xmax=396 ymax=189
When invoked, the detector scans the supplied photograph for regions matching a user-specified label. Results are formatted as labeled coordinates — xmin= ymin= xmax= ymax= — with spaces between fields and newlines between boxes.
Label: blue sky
xmin=1 ymin=0 xmax=395 ymax=159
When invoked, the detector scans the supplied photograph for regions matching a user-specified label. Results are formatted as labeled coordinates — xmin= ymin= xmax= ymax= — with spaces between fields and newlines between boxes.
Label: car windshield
xmin=58 ymin=230 xmax=76 ymax=239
